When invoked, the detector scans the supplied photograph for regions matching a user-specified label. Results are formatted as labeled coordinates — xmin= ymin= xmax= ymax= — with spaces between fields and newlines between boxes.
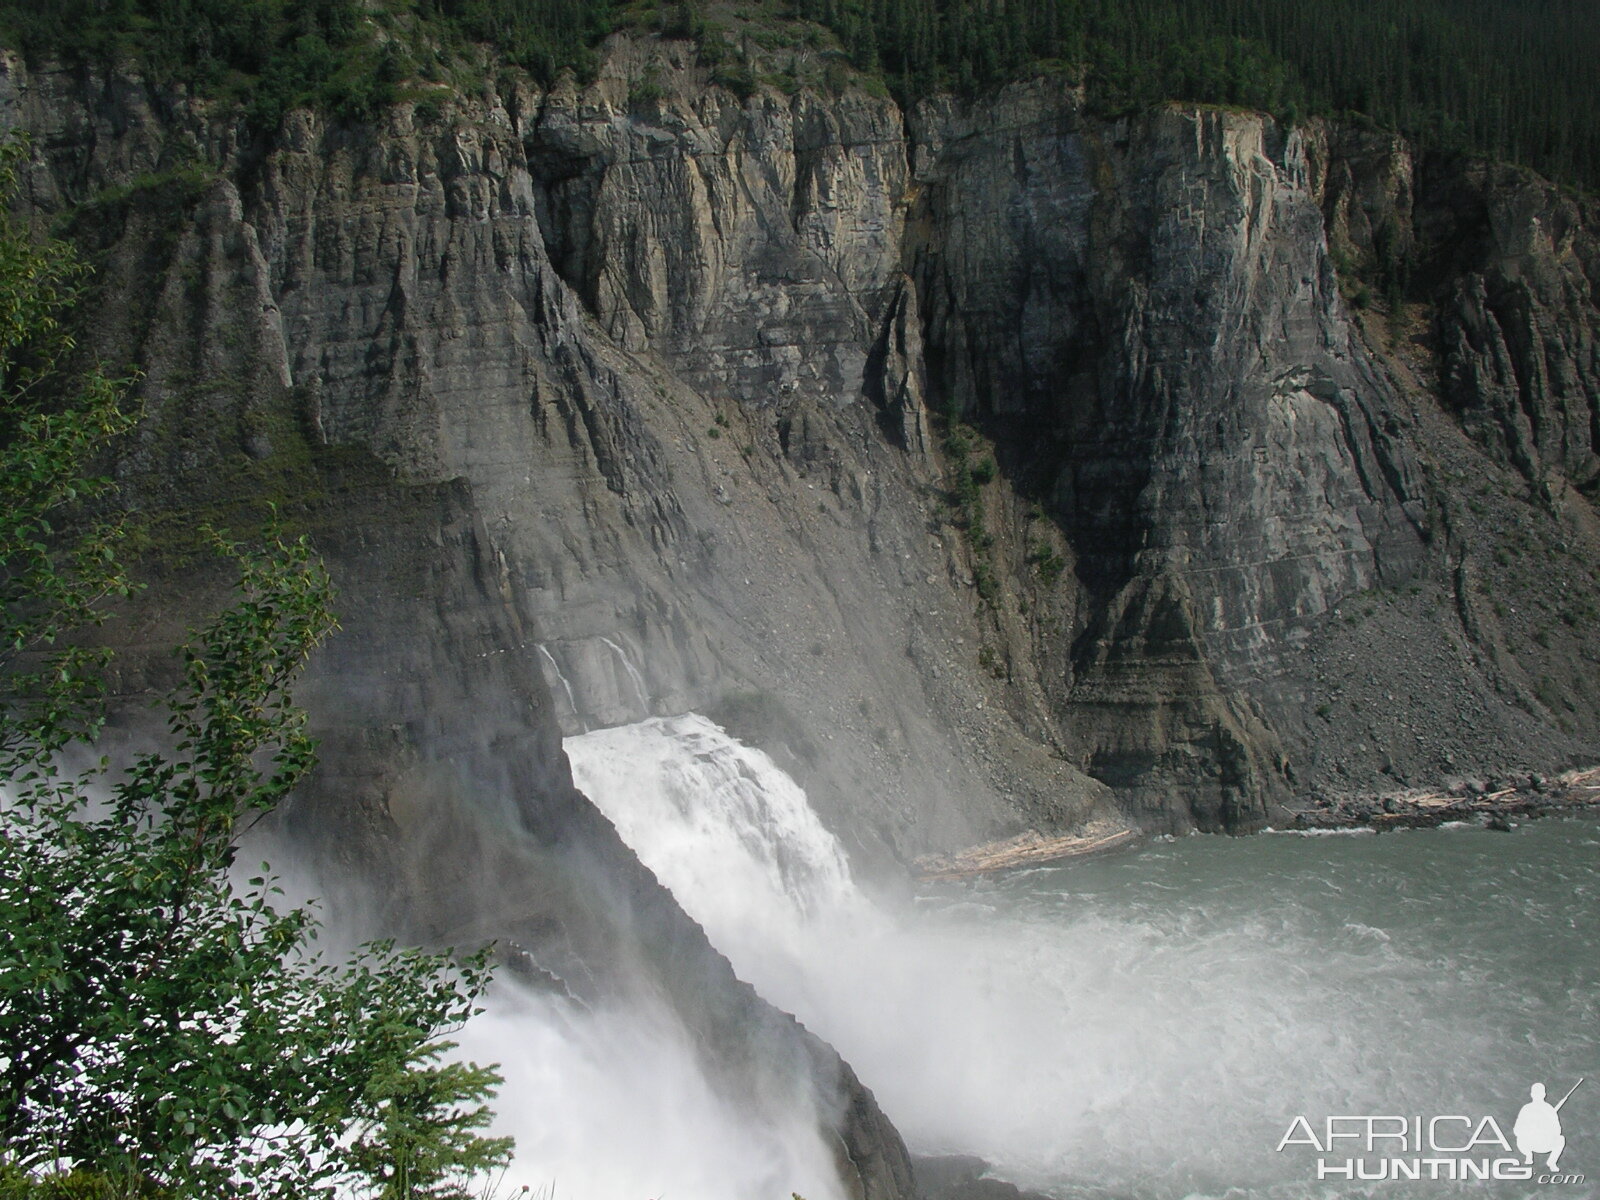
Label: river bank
xmin=912 ymin=766 xmax=1600 ymax=880
xmin=1285 ymin=764 xmax=1600 ymax=831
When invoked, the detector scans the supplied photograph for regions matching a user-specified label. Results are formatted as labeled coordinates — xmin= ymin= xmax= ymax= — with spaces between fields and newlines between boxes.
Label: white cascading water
xmin=597 ymin=636 xmax=651 ymax=716
xmin=534 ymin=644 xmax=585 ymax=732
xmin=565 ymin=714 xmax=869 ymax=997
xmin=444 ymin=713 xmax=857 ymax=1200
xmin=562 ymin=715 xmax=1600 ymax=1200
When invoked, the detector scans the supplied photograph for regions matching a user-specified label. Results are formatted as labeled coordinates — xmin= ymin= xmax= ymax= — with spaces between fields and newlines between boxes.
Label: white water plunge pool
xmin=487 ymin=715 xmax=1600 ymax=1200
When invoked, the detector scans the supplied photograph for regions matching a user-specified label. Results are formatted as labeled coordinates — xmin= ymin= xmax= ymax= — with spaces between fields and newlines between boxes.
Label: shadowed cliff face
xmin=905 ymin=98 xmax=1431 ymax=828
xmin=7 ymin=32 xmax=1600 ymax=1189
xmin=1428 ymin=163 xmax=1600 ymax=495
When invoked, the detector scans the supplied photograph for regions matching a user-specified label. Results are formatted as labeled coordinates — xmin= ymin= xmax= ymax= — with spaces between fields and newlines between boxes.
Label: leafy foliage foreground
xmin=0 ymin=137 xmax=512 ymax=1199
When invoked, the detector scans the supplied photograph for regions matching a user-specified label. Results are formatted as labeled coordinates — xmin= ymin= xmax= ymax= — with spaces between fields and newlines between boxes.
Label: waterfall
xmin=534 ymin=643 xmax=585 ymax=732
xmin=597 ymin=635 xmax=651 ymax=716
xmin=444 ymin=714 xmax=858 ymax=1200
xmin=565 ymin=715 xmax=866 ymax=990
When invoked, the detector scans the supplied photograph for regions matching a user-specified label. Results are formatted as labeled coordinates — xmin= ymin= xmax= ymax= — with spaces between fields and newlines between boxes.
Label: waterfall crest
xmin=565 ymin=714 xmax=867 ymax=973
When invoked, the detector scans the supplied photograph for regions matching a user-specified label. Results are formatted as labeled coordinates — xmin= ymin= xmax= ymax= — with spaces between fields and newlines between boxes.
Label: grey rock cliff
xmin=2 ymin=52 xmax=920 ymax=1200
xmin=907 ymin=96 xmax=1429 ymax=828
xmin=1427 ymin=160 xmax=1600 ymax=493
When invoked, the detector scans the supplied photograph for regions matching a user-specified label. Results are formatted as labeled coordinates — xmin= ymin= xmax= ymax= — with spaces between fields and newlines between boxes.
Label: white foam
xmin=566 ymin=713 xmax=871 ymax=1004
xmin=457 ymin=986 xmax=845 ymax=1200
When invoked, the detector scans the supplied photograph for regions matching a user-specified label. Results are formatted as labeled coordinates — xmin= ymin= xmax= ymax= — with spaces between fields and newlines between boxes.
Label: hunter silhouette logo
xmin=1276 ymin=1077 xmax=1586 ymax=1184
xmin=1516 ymin=1079 xmax=1582 ymax=1172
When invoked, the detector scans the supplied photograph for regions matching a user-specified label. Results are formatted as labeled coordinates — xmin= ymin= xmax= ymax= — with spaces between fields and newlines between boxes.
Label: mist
xmin=230 ymin=819 xmax=850 ymax=1200
xmin=567 ymin=715 xmax=1600 ymax=1198
xmin=454 ymin=985 xmax=848 ymax=1200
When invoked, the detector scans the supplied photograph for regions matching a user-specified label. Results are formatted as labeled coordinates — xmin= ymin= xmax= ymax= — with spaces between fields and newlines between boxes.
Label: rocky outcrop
xmin=530 ymin=40 xmax=909 ymax=409
xmin=1300 ymin=125 xmax=1600 ymax=498
xmin=905 ymin=97 xmax=1431 ymax=827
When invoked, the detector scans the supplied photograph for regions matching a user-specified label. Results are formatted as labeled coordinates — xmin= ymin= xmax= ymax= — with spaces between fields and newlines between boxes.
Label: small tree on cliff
xmin=0 ymin=137 xmax=511 ymax=1199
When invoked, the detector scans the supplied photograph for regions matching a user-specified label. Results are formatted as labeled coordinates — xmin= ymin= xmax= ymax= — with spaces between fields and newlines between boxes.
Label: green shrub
xmin=0 ymin=138 xmax=509 ymax=1200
